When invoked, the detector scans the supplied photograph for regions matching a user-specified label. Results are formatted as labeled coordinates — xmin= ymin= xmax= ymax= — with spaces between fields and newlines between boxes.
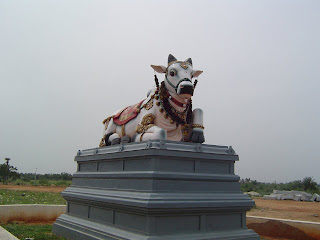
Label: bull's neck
xmin=158 ymin=81 xmax=192 ymax=125
xmin=167 ymin=91 xmax=189 ymax=107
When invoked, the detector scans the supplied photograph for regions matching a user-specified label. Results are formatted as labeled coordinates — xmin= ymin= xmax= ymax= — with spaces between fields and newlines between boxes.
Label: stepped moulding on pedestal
xmin=53 ymin=140 xmax=260 ymax=240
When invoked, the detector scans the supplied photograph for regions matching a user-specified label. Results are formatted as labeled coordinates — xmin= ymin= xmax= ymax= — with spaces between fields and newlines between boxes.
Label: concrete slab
xmin=0 ymin=226 xmax=19 ymax=240
xmin=264 ymin=190 xmax=313 ymax=202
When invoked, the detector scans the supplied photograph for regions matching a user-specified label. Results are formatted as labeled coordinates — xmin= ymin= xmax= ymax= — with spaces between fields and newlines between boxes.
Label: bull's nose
xmin=179 ymin=79 xmax=193 ymax=87
xmin=180 ymin=78 xmax=192 ymax=83
xmin=177 ymin=80 xmax=194 ymax=95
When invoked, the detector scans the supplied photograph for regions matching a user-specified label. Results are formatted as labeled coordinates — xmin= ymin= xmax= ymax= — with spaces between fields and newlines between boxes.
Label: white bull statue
xmin=99 ymin=54 xmax=205 ymax=147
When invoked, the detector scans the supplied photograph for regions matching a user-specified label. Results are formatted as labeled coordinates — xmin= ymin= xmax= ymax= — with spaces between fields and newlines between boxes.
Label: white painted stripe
xmin=247 ymin=215 xmax=320 ymax=225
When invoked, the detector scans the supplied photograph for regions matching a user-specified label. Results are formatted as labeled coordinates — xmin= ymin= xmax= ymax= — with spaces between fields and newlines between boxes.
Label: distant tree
xmin=60 ymin=172 xmax=72 ymax=181
xmin=286 ymin=180 xmax=303 ymax=191
xmin=20 ymin=172 xmax=73 ymax=181
xmin=0 ymin=159 xmax=20 ymax=184
xmin=302 ymin=177 xmax=318 ymax=193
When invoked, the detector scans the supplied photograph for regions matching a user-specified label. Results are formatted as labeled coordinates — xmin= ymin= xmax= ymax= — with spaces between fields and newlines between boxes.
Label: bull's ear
xmin=151 ymin=65 xmax=166 ymax=73
xmin=185 ymin=58 xmax=193 ymax=66
xmin=192 ymin=70 xmax=203 ymax=78
xmin=168 ymin=54 xmax=177 ymax=64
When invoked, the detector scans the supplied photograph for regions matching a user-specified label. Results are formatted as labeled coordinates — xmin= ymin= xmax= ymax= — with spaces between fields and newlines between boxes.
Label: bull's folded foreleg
xmin=133 ymin=113 xmax=167 ymax=142
xmin=134 ymin=126 xmax=167 ymax=142
xmin=190 ymin=108 xmax=205 ymax=143
xmin=109 ymin=133 xmax=121 ymax=145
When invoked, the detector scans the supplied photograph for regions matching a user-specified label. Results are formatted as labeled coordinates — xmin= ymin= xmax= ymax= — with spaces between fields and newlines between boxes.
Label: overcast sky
xmin=1 ymin=0 xmax=319 ymax=183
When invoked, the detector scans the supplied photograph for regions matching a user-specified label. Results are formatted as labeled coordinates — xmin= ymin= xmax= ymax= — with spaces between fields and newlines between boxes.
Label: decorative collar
xmin=168 ymin=94 xmax=188 ymax=108
xmin=157 ymin=81 xmax=192 ymax=126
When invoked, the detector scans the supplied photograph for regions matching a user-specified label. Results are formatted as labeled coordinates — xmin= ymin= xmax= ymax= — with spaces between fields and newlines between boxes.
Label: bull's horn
xmin=185 ymin=58 xmax=193 ymax=66
xmin=168 ymin=54 xmax=177 ymax=65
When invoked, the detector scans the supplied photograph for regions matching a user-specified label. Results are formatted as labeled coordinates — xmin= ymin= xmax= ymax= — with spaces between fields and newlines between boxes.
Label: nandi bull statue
xmin=99 ymin=54 xmax=205 ymax=147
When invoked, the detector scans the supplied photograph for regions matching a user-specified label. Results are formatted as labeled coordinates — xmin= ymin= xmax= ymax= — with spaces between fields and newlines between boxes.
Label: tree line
xmin=0 ymin=161 xmax=72 ymax=184
xmin=20 ymin=172 xmax=73 ymax=181
xmin=1 ymin=159 xmax=319 ymax=195
xmin=240 ymin=177 xmax=319 ymax=196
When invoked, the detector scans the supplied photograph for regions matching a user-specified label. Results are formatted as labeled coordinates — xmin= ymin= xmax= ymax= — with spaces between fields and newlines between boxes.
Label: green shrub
xmin=21 ymin=177 xmax=31 ymax=182
xmin=30 ymin=180 xmax=39 ymax=186
xmin=53 ymin=180 xmax=71 ymax=186
xmin=39 ymin=179 xmax=50 ymax=186
xmin=13 ymin=179 xmax=28 ymax=186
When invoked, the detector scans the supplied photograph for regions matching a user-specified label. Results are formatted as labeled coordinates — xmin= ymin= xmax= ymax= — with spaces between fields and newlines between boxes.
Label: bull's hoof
xmin=110 ymin=138 xmax=121 ymax=145
xmin=121 ymin=135 xmax=131 ymax=143
xmin=191 ymin=130 xmax=205 ymax=143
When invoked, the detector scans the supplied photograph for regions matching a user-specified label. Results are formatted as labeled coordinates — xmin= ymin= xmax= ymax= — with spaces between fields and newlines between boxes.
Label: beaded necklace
xmin=155 ymin=82 xmax=192 ymax=126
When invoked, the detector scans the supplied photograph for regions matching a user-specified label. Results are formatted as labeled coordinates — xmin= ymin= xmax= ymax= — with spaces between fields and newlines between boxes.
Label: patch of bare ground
xmin=0 ymin=184 xmax=66 ymax=193
xmin=248 ymin=198 xmax=320 ymax=223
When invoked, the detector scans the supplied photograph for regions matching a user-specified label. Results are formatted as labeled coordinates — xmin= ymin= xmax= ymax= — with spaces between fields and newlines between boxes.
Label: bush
xmin=39 ymin=179 xmax=50 ymax=186
xmin=21 ymin=177 xmax=31 ymax=182
xmin=53 ymin=180 xmax=71 ymax=187
xmin=13 ymin=179 xmax=28 ymax=186
xmin=30 ymin=180 xmax=39 ymax=186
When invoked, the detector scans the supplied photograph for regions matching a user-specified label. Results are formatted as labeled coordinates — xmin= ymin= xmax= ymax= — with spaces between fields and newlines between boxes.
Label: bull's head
xmin=151 ymin=54 xmax=203 ymax=100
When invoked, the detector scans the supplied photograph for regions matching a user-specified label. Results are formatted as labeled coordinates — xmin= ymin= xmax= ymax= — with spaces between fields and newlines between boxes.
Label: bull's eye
xmin=169 ymin=69 xmax=177 ymax=77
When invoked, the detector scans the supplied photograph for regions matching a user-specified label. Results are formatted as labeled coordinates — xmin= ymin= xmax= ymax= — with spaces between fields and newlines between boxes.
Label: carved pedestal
xmin=53 ymin=140 xmax=259 ymax=239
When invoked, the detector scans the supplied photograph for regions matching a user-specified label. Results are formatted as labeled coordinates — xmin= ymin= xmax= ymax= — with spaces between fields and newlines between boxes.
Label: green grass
xmin=13 ymin=179 xmax=72 ymax=187
xmin=1 ymin=223 xmax=67 ymax=240
xmin=0 ymin=189 xmax=66 ymax=205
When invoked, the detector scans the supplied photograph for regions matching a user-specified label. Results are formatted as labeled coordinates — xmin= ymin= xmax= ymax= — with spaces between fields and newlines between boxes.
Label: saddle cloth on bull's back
xmin=113 ymin=100 xmax=144 ymax=126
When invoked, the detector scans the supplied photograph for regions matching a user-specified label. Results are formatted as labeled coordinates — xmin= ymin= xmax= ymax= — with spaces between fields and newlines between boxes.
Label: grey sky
xmin=0 ymin=0 xmax=319 ymax=183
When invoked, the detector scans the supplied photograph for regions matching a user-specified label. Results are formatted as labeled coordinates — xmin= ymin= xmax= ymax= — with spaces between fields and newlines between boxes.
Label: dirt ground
xmin=249 ymin=198 xmax=320 ymax=223
xmin=0 ymin=184 xmax=66 ymax=193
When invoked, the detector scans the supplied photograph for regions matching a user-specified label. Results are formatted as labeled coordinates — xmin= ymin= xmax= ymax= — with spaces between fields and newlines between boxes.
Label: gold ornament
xmin=191 ymin=124 xmax=205 ymax=129
xmin=144 ymin=99 xmax=153 ymax=110
xmin=102 ymin=116 xmax=114 ymax=130
xmin=99 ymin=138 xmax=106 ymax=147
xmin=180 ymin=62 xmax=188 ymax=70
xmin=122 ymin=125 xmax=126 ymax=137
xmin=136 ymin=114 xmax=156 ymax=134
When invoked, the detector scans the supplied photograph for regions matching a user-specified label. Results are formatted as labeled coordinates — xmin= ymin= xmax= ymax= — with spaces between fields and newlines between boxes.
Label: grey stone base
xmin=53 ymin=140 xmax=259 ymax=239
xmin=54 ymin=214 xmax=259 ymax=240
